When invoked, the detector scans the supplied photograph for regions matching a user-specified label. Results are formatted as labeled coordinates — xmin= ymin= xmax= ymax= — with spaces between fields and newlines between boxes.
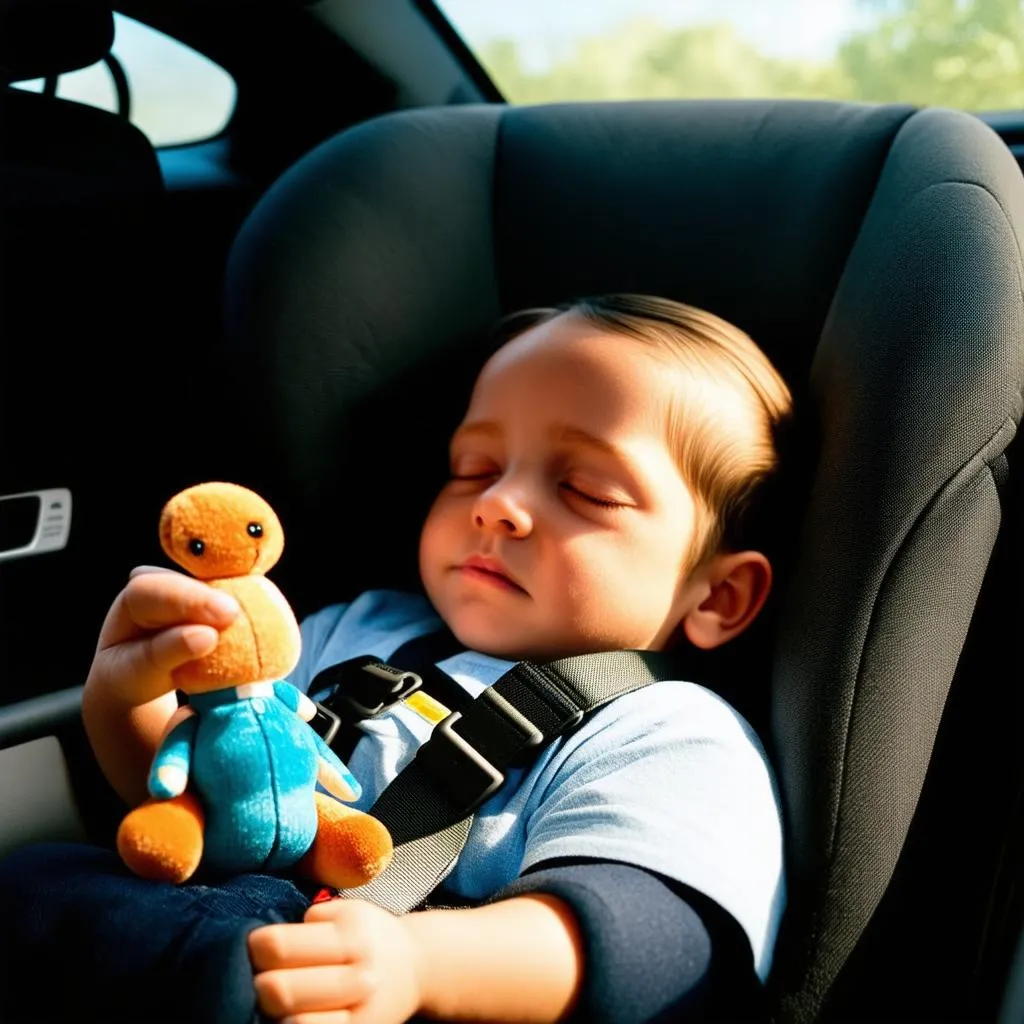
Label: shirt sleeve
xmin=518 ymin=684 xmax=785 ymax=980
xmin=489 ymin=857 xmax=765 ymax=1024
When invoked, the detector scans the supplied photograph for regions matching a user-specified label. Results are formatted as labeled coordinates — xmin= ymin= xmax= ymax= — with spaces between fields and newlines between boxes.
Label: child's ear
xmin=680 ymin=551 xmax=773 ymax=651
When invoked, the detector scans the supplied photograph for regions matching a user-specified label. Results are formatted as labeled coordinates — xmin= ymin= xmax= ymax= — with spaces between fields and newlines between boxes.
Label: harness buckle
xmin=415 ymin=691 xmax=545 ymax=812
xmin=319 ymin=656 xmax=423 ymax=721
xmin=310 ymin=701 xmax=342 ymax=745
xmin=416 ymin=711 xmax=506 ymax=813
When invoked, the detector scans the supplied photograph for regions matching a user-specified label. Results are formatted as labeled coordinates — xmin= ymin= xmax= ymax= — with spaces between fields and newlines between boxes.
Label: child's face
xmin=418 ymin=313 xmax=714 ymax=661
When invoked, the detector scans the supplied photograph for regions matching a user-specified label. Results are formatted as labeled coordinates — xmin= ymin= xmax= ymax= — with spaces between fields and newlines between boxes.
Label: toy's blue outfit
xmin=156 ymin=681 xmax=360 ymax=874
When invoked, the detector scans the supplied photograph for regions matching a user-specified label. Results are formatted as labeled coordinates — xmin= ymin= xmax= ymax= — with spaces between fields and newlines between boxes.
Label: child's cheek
xmin=418 ymin=501 xmax=456 ymax=589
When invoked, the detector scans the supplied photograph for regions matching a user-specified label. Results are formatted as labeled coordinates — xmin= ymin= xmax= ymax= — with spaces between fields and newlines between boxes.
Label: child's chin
xmin=447 ymin=613 xmax=535 ymax=661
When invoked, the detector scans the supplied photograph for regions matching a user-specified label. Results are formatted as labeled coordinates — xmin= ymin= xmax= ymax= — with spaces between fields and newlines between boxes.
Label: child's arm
xmin=81 ymin=565 xmax=239 ymax=807
xmin=249 ymin=894 xmax=583 ymax=1023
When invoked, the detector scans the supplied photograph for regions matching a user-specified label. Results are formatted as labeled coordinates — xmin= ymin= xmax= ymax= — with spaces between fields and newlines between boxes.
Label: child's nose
xmin=472 ymin=485 xmax=533 ymax=537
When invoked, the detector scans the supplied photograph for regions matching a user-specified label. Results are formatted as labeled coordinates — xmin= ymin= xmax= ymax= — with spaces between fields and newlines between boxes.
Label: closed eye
xmin=450 ymin=473 xmax=627 ymax=508
xmin=560 ymin=482 xmax=627 ymax=509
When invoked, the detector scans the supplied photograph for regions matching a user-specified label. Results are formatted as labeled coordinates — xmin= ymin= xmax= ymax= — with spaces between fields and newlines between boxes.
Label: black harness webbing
xmin=310 ymin=637 xmax=680 ymax=914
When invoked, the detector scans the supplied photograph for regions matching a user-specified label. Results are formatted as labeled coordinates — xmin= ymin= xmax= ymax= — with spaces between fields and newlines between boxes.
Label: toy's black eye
xmin=247 ymin=522 xmax=263 ymax=538
xmin=188 ymin=538 xmax=205 ymax=556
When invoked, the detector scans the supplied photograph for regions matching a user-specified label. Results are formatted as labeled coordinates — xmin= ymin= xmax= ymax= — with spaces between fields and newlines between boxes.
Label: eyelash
xmin=560 ymin=483 xmax=624 ymax=508
xmin=449 ymin=473 xmax=625 ymax=510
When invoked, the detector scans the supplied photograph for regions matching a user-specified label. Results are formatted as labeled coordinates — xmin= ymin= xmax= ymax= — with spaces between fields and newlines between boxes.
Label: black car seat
xmin=0 ymin=0 xmax=167 ymax=707
xmin=217 ymin=100 xmax=1024 ymax=1022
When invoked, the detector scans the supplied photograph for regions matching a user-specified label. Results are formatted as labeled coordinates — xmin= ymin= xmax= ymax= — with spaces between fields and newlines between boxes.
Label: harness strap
xmin=336 ymin=648 xmax=680 ymax=913
xmin=388 ymin=627 xmax=476 ymax=716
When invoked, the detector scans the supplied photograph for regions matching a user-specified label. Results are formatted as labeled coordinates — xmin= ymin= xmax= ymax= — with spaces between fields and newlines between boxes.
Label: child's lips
xmin=457 ymin=557 xmax=528 ymax=594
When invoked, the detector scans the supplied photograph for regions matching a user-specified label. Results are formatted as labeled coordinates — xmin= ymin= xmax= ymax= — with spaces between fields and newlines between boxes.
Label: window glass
xmin=10 ymin=14 xmax=237 ymax=147
xmin=436 ymin=0 xmax=1024 ymax=111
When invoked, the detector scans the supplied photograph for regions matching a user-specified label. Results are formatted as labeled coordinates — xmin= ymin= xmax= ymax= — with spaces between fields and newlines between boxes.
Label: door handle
xmin=0 ymin=489 xmax=72 ymax=563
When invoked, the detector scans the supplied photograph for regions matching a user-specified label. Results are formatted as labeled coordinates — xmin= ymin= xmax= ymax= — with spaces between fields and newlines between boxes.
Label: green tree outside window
xmin=472 ymin=0 xmax=1024 ymax=111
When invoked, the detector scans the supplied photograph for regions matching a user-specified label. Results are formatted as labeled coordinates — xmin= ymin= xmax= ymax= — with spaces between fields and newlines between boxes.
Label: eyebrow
xmin=453 ymin=420 xmax=634 ymax=466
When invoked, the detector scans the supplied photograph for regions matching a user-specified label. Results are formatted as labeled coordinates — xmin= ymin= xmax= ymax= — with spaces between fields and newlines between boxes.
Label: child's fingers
xmin=249 ymin=918 xmax=376 ymax=1018
xmin=252 ymin=964 xmax=375 ymax=1019
xmin=248 ymin=922 xmax=361 ymax=971
xmin=278 ymin=1011 xmax=351 ymax=1024
xmin=100 ymin=624 xmax=219 ymax=698
xmin=303 ymin=899 xmax=387 ymax=927
xmin=129 ymin=564 xmax=178 ymax=578
xmin=120 ymin=571 xmax=240 ymax=632
xmin=99 ymin=569 xmax=239 ymax=649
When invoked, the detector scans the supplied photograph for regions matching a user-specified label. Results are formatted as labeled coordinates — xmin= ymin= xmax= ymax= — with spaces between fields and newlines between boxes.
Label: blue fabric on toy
xmin=151 ymin=681 xmax=361 ymax=874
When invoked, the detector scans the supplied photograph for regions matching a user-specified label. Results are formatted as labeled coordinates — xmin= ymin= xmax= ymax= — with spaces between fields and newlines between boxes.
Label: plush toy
xmin=116 ymin=481 xmax=393 ymax=889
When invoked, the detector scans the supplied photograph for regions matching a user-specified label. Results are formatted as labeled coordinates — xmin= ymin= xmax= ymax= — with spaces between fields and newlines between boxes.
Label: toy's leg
xmin=116 ymin=792 xmax=205 ymax=884
xmin=294 ymin=793 xmax=393 ymax=889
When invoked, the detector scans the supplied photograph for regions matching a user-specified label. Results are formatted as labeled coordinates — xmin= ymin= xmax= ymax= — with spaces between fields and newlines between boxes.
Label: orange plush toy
xmin=116 ymin=482 xmax=393 ymax=889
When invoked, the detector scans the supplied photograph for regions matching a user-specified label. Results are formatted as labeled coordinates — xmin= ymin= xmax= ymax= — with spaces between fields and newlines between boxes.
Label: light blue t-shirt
xmin=292 ymin=589 xmax=786 ymax=980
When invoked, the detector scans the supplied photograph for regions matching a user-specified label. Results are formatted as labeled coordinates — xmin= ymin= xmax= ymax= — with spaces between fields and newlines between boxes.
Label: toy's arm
xmin=273 ymin=681 xmax=361 ymax=802
xmin=274 ymin=680 xmax=313 ymax=720
xmin=313 ymin=731 xmax=361 ymax=802
xmin=148 ymin=711 xmax=199 ymax=799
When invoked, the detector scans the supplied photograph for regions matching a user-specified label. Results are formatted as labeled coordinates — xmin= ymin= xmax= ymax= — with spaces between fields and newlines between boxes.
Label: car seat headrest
xmin=1 ymin=0 xmax=114 ymax=85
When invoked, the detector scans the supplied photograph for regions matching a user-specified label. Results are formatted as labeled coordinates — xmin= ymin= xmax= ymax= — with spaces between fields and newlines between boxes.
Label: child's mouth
xmin=458 ymin=563 xmax=527 ymax=594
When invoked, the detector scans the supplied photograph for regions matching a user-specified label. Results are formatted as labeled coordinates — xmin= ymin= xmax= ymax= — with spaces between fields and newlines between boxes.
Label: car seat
xmin=217 ymin=99 xmax=1024 ymax=1021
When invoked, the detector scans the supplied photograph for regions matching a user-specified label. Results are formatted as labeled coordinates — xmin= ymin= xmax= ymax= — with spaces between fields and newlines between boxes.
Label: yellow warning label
xmin=405 ymin=690 xmax=451 ymax=725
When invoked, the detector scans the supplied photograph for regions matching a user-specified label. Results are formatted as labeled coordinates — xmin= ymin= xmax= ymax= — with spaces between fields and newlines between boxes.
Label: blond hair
xmin=494 ymin=294 xmax=793 ymax=569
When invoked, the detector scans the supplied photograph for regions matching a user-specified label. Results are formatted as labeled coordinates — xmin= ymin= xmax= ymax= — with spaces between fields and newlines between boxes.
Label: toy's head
xmin=162 ymin=482 xmax=300 ymax=691
xmin=160 ymin=481 xmax=284 ymax=578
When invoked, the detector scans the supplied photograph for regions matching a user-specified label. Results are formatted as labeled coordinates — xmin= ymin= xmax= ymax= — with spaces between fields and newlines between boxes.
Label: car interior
xmin=4 ymin=1 xmax=1024 ymax=1022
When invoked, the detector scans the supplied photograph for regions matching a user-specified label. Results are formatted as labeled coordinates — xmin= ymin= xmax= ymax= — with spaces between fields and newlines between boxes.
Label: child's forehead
xmin=456 ymin=336 xmax=678 ymax=455
xmin=469 ymin=342 xmax=671 ymax=429
xmin=463 ymin=317 xmax=760 ymax=456
xmin=476 ymin=315 xmax=669 ymax=389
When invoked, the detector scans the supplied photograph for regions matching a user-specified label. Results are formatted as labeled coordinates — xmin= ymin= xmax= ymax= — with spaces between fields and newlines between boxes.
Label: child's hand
xmin=248 ymin=898 xmax=424 ymax=1024
xmin=82 ymin=565 xmax=241 ymax=807
xmin=88 ymin=565 xmax=240 ymax=706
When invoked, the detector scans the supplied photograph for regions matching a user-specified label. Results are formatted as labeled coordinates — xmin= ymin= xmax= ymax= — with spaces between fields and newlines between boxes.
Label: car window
xmin=9 ymin=13 xmax=236 ymax=148
xmin=436 ymin=0 xmax=1024 ymax=112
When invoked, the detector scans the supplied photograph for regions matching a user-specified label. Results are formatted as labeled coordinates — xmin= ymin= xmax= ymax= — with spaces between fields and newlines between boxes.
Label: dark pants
xmin=0 ymin=842 xmax=315 ymax=1024
xmin=0 ymin=844 xmax=762 ymax=1024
